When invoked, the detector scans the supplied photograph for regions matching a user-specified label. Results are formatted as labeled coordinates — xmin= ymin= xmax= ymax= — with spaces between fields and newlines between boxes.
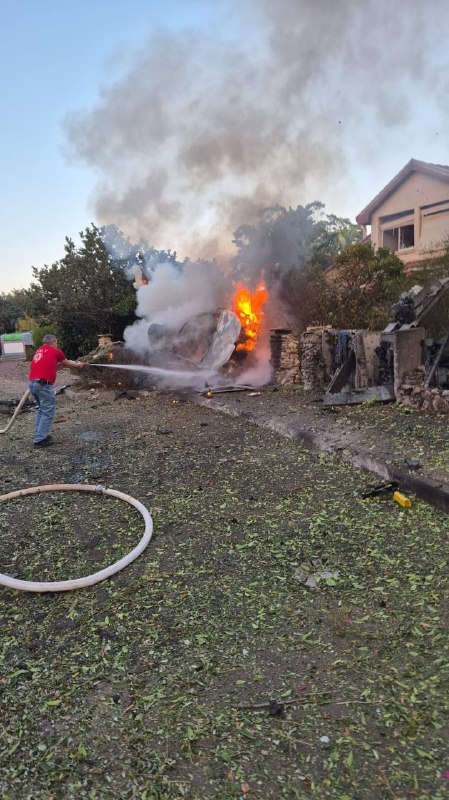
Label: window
xmin=382 ymin=223 xmax=414 ymax=251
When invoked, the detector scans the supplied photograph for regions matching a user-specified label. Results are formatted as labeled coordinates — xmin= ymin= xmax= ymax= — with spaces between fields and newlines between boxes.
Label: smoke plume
xmin=123 ymin=259 xmax=228 ymax=357
xmin=66 ymin=0 xmax=449 ymax=261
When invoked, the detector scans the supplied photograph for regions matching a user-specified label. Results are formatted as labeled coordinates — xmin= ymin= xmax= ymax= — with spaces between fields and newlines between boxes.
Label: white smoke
xmin=65 ymin=0 xmax=449 ymax=261
xmin=123 ymin=259 xmax=229 ymax=357
xmin=238 ymin=335 xmax=273 ymax=387
xmin=135 ymin=262 xmax=225 ymax=328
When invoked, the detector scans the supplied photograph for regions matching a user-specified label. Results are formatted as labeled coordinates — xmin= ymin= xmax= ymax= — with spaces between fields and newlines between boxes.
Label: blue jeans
xmin=28 ymin=380 xmax=56 ymax=444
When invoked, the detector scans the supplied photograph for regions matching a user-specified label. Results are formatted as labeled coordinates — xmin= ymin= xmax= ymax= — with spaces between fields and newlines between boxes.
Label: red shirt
xmin=29 ymin=345 xmax=66 ymax=385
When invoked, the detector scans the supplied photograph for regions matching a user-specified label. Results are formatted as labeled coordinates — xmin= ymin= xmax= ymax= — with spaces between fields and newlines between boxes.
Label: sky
xmin=1 ymin=0 xmax=449 ymax=292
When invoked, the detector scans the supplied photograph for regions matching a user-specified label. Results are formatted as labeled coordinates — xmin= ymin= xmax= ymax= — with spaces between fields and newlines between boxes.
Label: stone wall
xmin=300 ymin=328 xmax=327 ymax=393
xmin=270 ymin=330 xmax=301 ymax=385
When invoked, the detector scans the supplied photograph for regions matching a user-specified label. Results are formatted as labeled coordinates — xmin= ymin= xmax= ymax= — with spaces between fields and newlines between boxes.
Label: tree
xmin=232 ymin=202 xmax=363 ymax=285
xmin=308 ymin=211 xmax=364 ymax=270
xmin=0 ymin=289 xmax=30 ymax=333
xmin=100 ymin=224 xmax=180 ymax=281
xmin=321 ymin=244 xmax=406 ymax=330
xmin=27 ymin=225 xmax=137 ymax=357
xmin=278 ymin=243 xmax=405 ymax=332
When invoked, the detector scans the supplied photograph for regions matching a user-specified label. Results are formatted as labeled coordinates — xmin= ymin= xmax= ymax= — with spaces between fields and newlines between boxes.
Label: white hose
xmin=0 ymin=484 xmax=153 ymax=593
xmin=0 ymin=389 xmax=31 ymax=434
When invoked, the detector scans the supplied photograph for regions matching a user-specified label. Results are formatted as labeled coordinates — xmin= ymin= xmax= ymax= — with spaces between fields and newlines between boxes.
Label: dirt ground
xmin=0 ymin=362 xmax=448 ymax=799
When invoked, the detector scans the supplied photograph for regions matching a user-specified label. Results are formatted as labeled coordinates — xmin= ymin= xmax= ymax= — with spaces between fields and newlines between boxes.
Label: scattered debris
xmin=268 ymin=700 xmax=284 ymax=717
xmin=362 ymin=481 xmax=398 ymax=499
xmin=294 ymin=567 xmax=340 ymax=589
xmin=404 ymin=457 xmax=421 ymax=470
xmin=201 ymin=385 xmax=255 ymax=396
xmin=393 ymin=491 xmax=412 ymax=508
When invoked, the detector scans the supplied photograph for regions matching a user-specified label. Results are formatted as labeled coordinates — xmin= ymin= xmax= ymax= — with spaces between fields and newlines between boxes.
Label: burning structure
xmin=92 ymin=265 xmax=272 ymax=391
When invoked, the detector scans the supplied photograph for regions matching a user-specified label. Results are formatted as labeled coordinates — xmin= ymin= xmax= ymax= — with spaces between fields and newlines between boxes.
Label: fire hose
xmin=0 ymin=388 xmax=31 ymax=434
xmin=0 ymin=484 xmax=153 ymax=592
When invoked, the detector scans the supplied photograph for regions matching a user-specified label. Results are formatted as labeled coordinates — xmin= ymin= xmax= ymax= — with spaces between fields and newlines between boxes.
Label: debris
xmin=404 ymin=457 xmax=421 ymax=470
xmin=362 ymin=481 xmax=398 ymax=499
xmin=248 ymin=391 xmax=261 ymax=397
xmin=393 ymin=491 xmax=412 ymax=508
xmin=294 ymin=568 xmax=318 ymax=588
xmin=237 ymin=692 xmax=331 ymax=710
xmin=201 ymin=385 xmax=255 ymax=396
xmin=320 ymin=735 xmax=330 ymax=744
xmin=268 ymin=700 xmax=284 ymax=717
xmin=294 ymin=567 xmax=340 ymax=588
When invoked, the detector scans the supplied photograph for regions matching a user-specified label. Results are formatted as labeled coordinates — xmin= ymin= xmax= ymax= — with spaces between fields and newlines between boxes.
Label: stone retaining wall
xmin=300 ymin=329 xmax=327 ymax=393
xmin=270 ymin=330 xmax=301 ymax=385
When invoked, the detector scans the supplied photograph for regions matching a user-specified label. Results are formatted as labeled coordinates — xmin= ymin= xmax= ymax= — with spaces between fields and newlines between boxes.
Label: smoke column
xmin=66 ymin=0 xmax=449 ymax=262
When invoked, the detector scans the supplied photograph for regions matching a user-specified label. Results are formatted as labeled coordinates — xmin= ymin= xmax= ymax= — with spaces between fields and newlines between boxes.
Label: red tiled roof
xmin=356 ymin=159 xmax=449 ymax=226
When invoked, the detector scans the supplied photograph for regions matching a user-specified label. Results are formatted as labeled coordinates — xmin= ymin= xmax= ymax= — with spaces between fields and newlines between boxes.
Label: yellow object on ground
xmin=394 ymin=491 xmax=412 ymax=508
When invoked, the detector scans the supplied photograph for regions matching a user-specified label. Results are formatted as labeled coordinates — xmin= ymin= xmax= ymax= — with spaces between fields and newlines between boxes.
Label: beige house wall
xmin=371 ymin=173 xmax=449 ymax=266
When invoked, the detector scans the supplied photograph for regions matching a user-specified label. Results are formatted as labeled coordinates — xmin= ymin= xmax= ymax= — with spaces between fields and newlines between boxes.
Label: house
xmin=356 ymin=159 xmax=449 ymax=271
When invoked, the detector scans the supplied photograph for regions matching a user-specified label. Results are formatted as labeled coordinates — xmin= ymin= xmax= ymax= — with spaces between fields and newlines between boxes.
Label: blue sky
xmin=1 ymin=0 xmax=225 ymax=290
xmin=1 ymin=0 xmax=448 ymax=292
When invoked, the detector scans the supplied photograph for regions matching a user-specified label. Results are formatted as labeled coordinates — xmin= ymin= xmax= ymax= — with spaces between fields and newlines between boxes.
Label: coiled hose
xmin=0 ymin=484 xmax=153 ymax=592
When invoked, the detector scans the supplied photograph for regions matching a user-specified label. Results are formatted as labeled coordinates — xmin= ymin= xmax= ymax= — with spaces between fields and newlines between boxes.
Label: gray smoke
xmin=65 ymin=0 xmax=449 ymax=261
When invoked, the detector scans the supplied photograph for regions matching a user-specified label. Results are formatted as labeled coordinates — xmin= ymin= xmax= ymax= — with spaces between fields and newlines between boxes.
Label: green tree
xmin=309 ymin=211 xmax=364 ymax=270
xmin=278 ymin=243 xmax=406 ymax=332
xmin=0 ymin=289 xmax=30 ymax=333
xmin=319 ymin=243 xmax=406 ymax=330
xmin=232 ymin=202 xmax=363 ymax=284
xmin=27 ymin=225 xmax=136 ymax=357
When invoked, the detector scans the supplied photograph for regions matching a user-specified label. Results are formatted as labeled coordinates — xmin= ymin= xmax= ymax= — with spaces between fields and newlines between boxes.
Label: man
xmin=28 ymin=334 xmax=88 ymax=447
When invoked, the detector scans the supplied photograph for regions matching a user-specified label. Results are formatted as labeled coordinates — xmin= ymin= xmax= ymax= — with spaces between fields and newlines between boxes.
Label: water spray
xmin=92 ymin=362 xmax=221 ymax=389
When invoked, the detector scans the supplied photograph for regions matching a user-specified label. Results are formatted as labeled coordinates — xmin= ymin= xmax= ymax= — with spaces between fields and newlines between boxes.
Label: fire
xmin=233 ymin=282 xmax=268 ymax=351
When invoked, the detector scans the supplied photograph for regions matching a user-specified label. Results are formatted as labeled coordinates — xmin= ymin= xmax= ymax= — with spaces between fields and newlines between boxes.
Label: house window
xmin=383 ymin=224 xmax=414 ymax=251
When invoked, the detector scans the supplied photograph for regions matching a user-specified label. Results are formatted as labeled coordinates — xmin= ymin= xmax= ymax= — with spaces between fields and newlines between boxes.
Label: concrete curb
xmin=196 ymin=397 xmax=449 ymax=513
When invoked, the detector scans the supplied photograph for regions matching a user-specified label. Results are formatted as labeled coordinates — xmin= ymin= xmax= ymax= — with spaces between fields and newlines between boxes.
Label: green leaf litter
xmin=0 ymin=387 xmax=448 ymax=799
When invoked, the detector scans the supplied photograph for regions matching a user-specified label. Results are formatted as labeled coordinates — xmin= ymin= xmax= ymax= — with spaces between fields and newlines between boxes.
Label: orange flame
xmin=233 ymin=282 xmax=268 ymax=351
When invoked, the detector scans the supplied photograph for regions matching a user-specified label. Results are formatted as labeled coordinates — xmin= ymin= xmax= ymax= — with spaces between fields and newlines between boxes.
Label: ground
xmin=0 ymin=361 xmax=448 ymax=800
